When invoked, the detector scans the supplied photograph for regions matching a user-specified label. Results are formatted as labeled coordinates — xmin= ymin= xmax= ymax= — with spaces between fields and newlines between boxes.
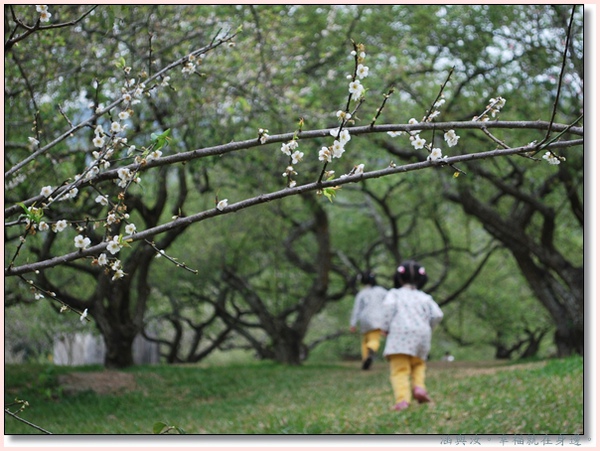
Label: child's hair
xmin=394 ymin=260 xmax=428 ymax=289
xmin=358 ymin=271 xmax=377 ymax=286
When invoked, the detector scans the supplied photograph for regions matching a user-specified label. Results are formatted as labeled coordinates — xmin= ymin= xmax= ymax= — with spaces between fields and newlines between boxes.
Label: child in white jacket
xmin=349 ymin=272 xmax=388 ymax=370
xmin=381 ymin=261 xmax=443 ymax=411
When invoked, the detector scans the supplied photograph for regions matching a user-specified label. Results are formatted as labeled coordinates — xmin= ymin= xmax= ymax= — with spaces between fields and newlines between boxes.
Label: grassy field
xmin=4 ymin=355 xmax=584 ymax=435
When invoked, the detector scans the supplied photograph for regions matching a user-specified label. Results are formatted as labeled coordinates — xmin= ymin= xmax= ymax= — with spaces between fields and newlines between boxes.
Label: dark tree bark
xmin=444 ymin=170 xmax=583 ymax=356
xmin=217 ymin=193 xmax=350 ymax=365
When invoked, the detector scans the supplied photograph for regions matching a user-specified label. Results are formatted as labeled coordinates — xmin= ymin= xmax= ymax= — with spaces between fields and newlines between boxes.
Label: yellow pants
xmin=361 ymin=329 xmax=381 ymax=360
xmin=388 ymin=353 xmax=427 ymax=404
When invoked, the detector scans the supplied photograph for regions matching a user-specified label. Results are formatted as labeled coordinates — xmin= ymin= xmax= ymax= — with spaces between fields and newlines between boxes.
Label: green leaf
xmin=152 ymin=421 xmax=168 ymax=434
xmin=18 ymin=202 xmax=43 ymax=224
xmin=322 ymin=187 xmax=337 ymax=203
xmin=151 ymin=129 xmax=172 ymax=151
xmin=114 ymin=56 xmax=127 ymax=69
xmin=18 ymin=202 xmax=30 ymax=216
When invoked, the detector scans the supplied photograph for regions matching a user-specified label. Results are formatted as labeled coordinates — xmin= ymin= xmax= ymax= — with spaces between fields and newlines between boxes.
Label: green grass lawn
xmin=3 ymin=356 xmax=584 ymax=435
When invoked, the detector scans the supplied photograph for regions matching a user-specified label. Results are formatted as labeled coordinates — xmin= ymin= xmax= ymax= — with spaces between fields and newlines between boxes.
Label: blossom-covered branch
xmin=4 ymin=137 xmax=580 ymax=278
xmin=4 ymin=120 xmax=582 ymax=219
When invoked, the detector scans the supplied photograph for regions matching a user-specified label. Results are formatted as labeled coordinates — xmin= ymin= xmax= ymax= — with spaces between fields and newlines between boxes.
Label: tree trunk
xmin=102 ymin=327 xmax=137 ymax=368
xmin=92 ymin=274 xmax=143 ymax=369
xmin=512 ymin=251 xmax=583 ymax=357
xmin=446 ymin=187 xmax=583 ymax=356
xmin=271 ymin=329 xmax=308 ymax=365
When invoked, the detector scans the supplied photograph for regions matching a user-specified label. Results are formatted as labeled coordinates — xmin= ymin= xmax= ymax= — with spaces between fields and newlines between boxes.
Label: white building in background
xmin=53 ymin=333 xmax=160 ymax=365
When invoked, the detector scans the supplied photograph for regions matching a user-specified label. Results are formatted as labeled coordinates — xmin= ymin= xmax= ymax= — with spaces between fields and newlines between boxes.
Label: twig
xmin=145 ymin=240 xmax=199 ymax=274
xmin=57 ymin=105 xmax=74 ymax=128
xmin=4 ymin=408 xmax=53 ymax=435
xmin=481 ymin=127 xmax=510 ymax=149
xmin=534 ymin=113 xmax=583 ymax=156
xmin=541 ymin=5 xmax=577 ymax=144
xmin=16 ymin=275 xmax=91 ymax=321
xmin=5 ymin=5 xmax=98 ymax=53
xmin=5 ymin=30 xmax=239 ymax=179
xmin=370 ymin=88 xmax=395 ymax=128
xmin=423 ymin=67 xmax=454 ymax=122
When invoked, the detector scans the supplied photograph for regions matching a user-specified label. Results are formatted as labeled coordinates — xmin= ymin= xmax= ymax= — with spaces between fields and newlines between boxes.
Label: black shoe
xmin=361 ymin=349 xmax=375 ymax=370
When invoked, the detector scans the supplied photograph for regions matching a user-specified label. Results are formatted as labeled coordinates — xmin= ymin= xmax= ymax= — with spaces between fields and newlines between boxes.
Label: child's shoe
xmin=412 ymin=386 xmax=432 ymax=403
xmin=361 ymin=348 xmax=376 ymax=370
xmin=393 ymin=401 xmax=410 ymax=411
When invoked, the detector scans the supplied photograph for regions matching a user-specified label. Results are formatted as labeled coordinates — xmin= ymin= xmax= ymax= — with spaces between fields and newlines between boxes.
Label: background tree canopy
xmin=4 ymin=5 xmax=584 ymax=368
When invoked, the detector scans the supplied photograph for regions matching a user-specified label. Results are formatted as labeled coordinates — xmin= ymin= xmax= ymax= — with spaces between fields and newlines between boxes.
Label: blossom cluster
xmin=388 ymin=115 xmax=459 ymax=162
xmin=181 ymin=53 xmax=201 ymax=75
xmin=386 ymin=87 xmax=466 ymax=162
xmin=281 ymin=139 xmax=304 ymax=187
xmin=314 ymin=44 xmax=369 ymax=178
xmin=319 ymin=128 xmax=352 ymax=163
xmin=473 ymin=96 xmax=506 ymax=122
xmin=542 ymin=151 xmax=562 ymax=165
xmin=30 ymin=66 xmax=153 ymax=288
xmin=36 ymin=5 xmax=51 ymax=23
xmin=347 ymin=46 xmax=368 ymax=101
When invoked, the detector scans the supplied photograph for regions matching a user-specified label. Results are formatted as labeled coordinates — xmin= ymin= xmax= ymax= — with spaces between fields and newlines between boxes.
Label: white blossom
xmin=39 ymin=9 xmax=52 ymax=23
xmin=95 ymin=195 xmax=108 ymax=206
xmin=542 ymin=151 xmax=561 ymax=165
xmin=125 ymin=223 xmax=136 ymax=234
xmin=74 ymin=234 xmax=91 ymax=249
xmin=80 ymin=308 xmax=88 ymax=322
xmin=181 ymin=62 xmax=195 ymax=74
xmin=106 ymin=237 xmax=122 ymax=255
xmin=318 ymin=147 xmax=332 ymax=163
xmin=97 ymin=253 xmax=108 ymax=266
xmin=331 ymin=140 xmax=345 ymax=159
xmin=427 ymin=148 xmax=444 ymax=161
xmin=339 ymin=129 xmax=351 ymax=145
xmin=336 ymin=110 xmax=351 ymax=122
xmin=40 ymin=185 xmax=53 ymax=197
xmin=282 ymin=166 xmax=297 ymax=177
xmin=258 ymin=129 xmax=269 ymax=144
xmin=146 ymin=150 xmax=162 ymax=162
xmin=217 ymin=199 xmax=228 ymax=211
xmin=356 ymin=64 xmax=369 ymax=79
xmin=92 ymin=135 xmax=104 ymax=148
xmin=348 ymin=80 xmax=364 ymax=101
xmin=281 ymin=142 xmax=292 ymax=156
xmin=387 ymin=131 xmax=405 ymax=137
xmin=291 ymin=151 xmax=304 ymax=164
xmin=408 ymin=118 xmax=422 ymax=135
xmin=434 ymin=98 xmax=446 ymax=108
xmin=444 ymin=130 xmax=460 ymax=147
xmin=411 ymin=136 xmax=427 ymax=150
xmin=53 ymin=219 xmax=68 ymax=233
